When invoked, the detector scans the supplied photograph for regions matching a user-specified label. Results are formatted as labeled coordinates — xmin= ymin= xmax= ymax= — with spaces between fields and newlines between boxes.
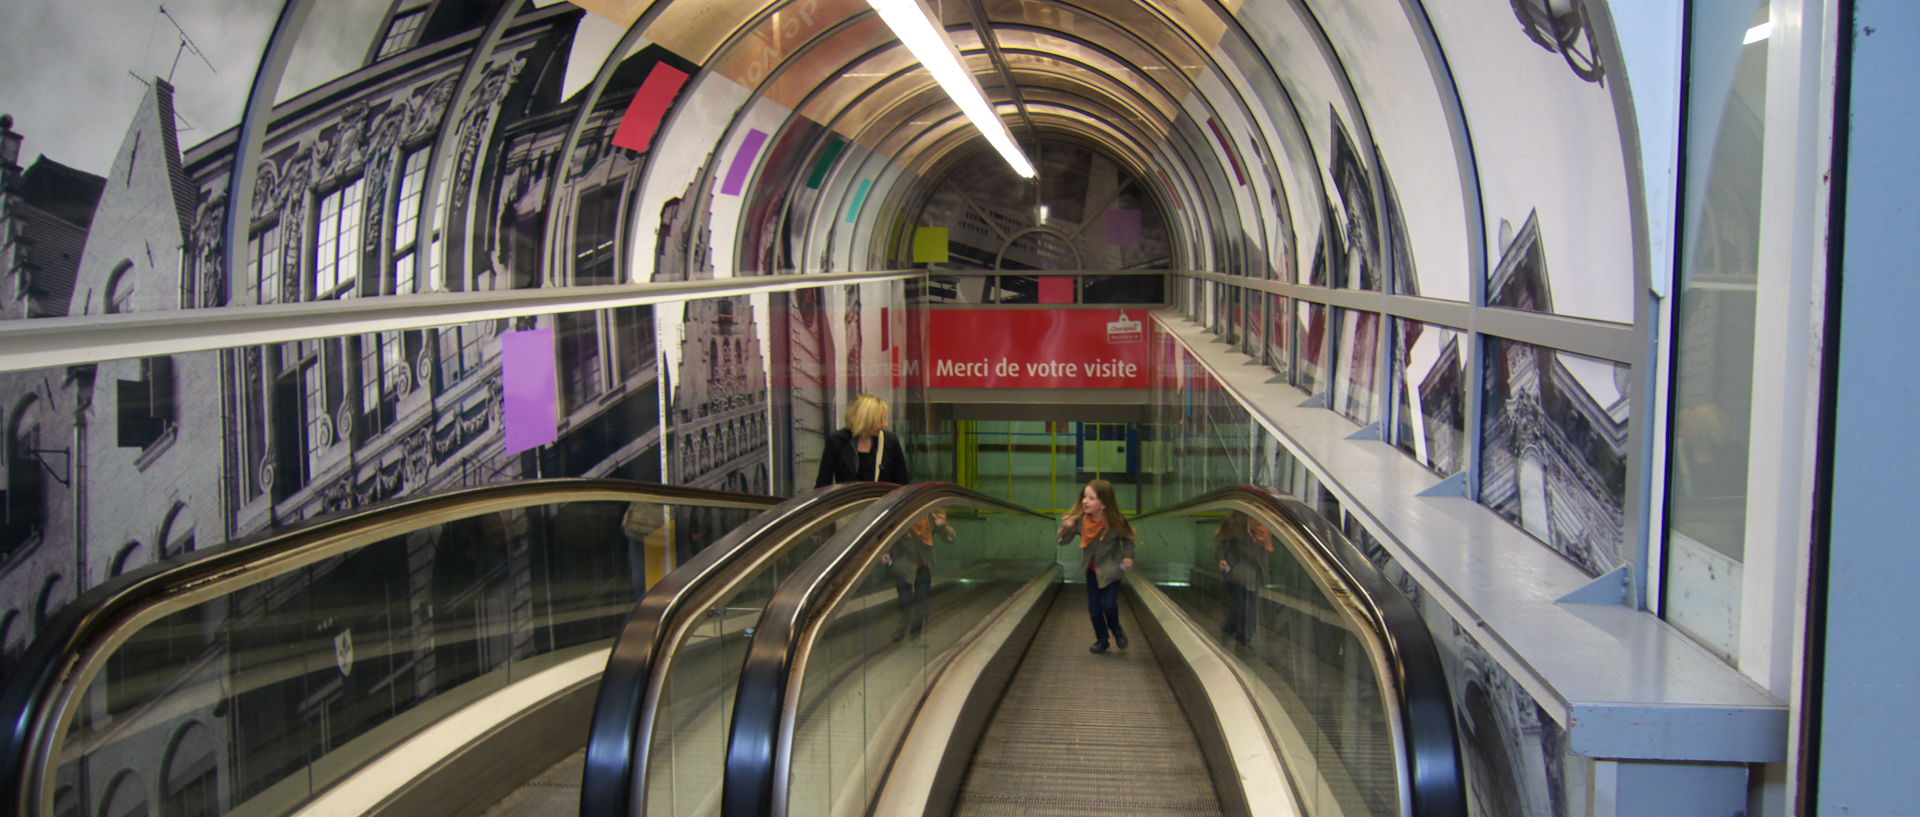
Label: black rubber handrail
xmin=720 ymin=483 xmax=1047 ymax=817
xmin=1134 ymin=486 xmax=1468 ymax=817
xmin=0 ymin=478 xmax=779 ymax=817
xmin=580 ymin=481 xmax=897 ymax=817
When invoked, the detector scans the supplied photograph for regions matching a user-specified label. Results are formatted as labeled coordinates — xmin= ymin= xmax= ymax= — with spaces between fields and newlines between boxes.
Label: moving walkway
xmin=714 ymin=483 xmax=1466 ymax=817
xmin=4 ymin=480 xmax=1465 ymax=817
xmin=0 ymin=479 xmax=885 ymax=817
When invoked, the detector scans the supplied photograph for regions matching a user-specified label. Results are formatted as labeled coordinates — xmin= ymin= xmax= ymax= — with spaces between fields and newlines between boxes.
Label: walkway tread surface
xmin=953 ymin=588 xmax=1223 ymax=817
xmin=479 ymin=749 xmax=581 ymax=817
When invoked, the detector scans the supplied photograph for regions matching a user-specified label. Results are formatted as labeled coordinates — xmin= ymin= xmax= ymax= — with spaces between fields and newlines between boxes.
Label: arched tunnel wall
xmin=0 ymin=1 xmax=1844 ymax=816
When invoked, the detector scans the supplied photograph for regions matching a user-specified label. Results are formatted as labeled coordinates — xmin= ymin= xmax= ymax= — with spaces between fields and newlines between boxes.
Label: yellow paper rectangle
xmin=913 ymin=227 xmax=949 ymax=263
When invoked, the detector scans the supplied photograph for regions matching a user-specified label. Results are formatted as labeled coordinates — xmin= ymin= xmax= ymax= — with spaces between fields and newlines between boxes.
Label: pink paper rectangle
xmin=1038 ymin=276 xmax=1075 ymax=304
xmin=501 ymin=328 xmax=559 ymax=455
xmin=1104 ymin=209 xmax=1142 ymax=245
xmin=720 ymin=128 xmax=769 ymax=196
xmin=611 ymin=63 xmax=689 ymax=153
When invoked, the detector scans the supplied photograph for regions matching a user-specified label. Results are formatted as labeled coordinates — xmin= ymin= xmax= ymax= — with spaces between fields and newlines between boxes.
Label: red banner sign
xmin=927 ymin=309 xmax=1151 ymax=388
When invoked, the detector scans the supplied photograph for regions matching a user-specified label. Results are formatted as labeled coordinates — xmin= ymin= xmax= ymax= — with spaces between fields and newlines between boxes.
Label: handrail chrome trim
xmin=0 ymin=270 xmax=921 ymax=373
xmin=1 ymin=479 xmax=778 ymax=817
xmin=1135 ymin=486 xmax=1467 ymax=817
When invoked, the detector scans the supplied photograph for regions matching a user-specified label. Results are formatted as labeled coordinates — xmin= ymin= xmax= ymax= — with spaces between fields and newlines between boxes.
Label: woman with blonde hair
xmin=814 ymin=393 xmax=910 ymax=486
xmin=1057 ymin=479 xmax=1136 ymax=653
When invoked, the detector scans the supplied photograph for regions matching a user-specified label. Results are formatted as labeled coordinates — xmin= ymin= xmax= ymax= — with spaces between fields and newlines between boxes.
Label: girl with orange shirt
xmin=1056 ymin=479 xmax=1136 ymax=654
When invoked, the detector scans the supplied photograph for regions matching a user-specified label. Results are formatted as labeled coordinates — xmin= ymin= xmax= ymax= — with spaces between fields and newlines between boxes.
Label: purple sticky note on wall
xmin=501 ymin=328 xmax=559 ymax=455
xmin=1105 ymin=209 xmax=1142 ymax=245
xmin=720 ymin=129 xmax=770 ymax=196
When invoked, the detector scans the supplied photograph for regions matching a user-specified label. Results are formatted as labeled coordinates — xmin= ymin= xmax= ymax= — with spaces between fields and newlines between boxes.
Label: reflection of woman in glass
xmin=1057 ymin=480 xmax=1136 ymax=654
xmin=814 ymin=394 xmax=909 ymax=486
xmin=1213 ymin=512 xmax=1274 ymax=646
xmin=883 ymin=509 xmax=954 ymax=642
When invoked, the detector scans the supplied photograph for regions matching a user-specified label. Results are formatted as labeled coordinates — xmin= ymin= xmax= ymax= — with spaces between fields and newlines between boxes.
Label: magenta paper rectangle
xmin=720 ymin=129 xmax=770 ymax=196
xmin=1105 ymin=209 xmax=1142 ymax=245
xmin=501 ymin=328 xmax=559 ymax=455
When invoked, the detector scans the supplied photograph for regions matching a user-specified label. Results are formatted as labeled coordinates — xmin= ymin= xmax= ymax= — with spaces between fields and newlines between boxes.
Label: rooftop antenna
xmin=158 ymin=4 xmax=218 ymax=84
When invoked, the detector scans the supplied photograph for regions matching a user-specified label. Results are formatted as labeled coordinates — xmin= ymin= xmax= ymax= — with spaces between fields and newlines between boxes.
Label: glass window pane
xmin=1392 ymin=319 xmax=1467 ymax=477
xmin=1333 ymin=309 xmax=1382 ymax=423
xmin=1295 ymin=301 xmax=1329 ymax=396
xmin=1665 ymin=0 xmax=1771 ymax=661
xmin=1480 ymin=339 xmax=1630 ymax=575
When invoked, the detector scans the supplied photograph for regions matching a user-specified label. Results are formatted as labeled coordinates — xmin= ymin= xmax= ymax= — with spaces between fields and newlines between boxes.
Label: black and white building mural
xmin=0 ymin=4 xmax=718 ymax=813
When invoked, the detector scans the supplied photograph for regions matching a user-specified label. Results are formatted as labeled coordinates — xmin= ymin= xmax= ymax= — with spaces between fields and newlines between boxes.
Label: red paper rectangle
xmin=927 ymin=310 xmax=1151 ymax=389
xmin=611 ymin=63 xmax=690 ymax=153
xmin=1038 ymin=277 xmax=1074 ymax=304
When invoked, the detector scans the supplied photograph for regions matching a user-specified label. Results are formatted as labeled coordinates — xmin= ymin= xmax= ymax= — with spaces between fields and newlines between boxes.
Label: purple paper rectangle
xmin=720 ymin=128 xmax=770 ymax=196
xmin=1105 ymin=209 xmax=1142 ymax=245
xmin=501 ymin=328 xmax=559 ymax=455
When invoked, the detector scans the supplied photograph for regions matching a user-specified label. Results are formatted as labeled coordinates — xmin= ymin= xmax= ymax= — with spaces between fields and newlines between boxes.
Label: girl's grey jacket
xmin=1057 ymin=517 xmax=1136 ymax=589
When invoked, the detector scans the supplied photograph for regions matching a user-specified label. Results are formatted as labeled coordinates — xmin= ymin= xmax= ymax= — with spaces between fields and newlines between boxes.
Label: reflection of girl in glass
xmin=883 ymin=509 xmax=954 ymax=642
xmin=1057 ymin=480 xmax=1136 ymax=653
xmin=1213 ymin=511 xmax=1274 ymax=646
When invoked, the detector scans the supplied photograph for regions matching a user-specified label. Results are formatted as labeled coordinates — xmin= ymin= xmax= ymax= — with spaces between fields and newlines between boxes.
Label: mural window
xmin=238 ymin=348 xmax=270 ymax=500
xmin=1392 ymin=319 xmax=1468 ymax=477
xmin=301 ymin=355 xmax=330 ymax=475
xmin=116 ymin=356 xmax=177 ymax=450
xmin=574 ymin=186 xmax=621 ymax=285
xmin=6 ymin=397 xmax=46 ymax=547
xmin=99 ymin=770 xmax=148 ymax=817
xmin=436 ymin=324 xmax=483 ymax=390
xmin=110 ymin=541 xmax=146 ymax=576
xmin=376 ymin=8 xmax=426 ymax=61
xmin=248 ymin=223 xmax=287 ymax=304
xmin=34 ymin=574 xmax=64 ymax=629
xmin=268 ymin=341 xmax=323 ymax=493
xmin=0 ymin=609 xmax=16 ymax=670
xmin=612 ymin=306 xmax=653 ymax=379
xmin=106 ymin=260 xmax=136 ymax=313
xmin=159 ymin=504 xmax=195 ymax=559
xmin=558 ymin=311 xmax=602 ymax=411
xmin=359 ymin=330 xmax=406 ymax=434
xmin=163 ymin=722 xmax=218 ymax=817
xmin=426 ymin=170 xmax=449 ymax=290
xmin=393 ymin=148 xmax=428 ymax=295
xmin=314 ymin=178 xmax=366 ymax=299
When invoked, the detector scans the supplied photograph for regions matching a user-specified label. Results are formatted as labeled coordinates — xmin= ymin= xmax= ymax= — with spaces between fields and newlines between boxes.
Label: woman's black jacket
xmin=814 ymin=428 xmax=909 ymax=486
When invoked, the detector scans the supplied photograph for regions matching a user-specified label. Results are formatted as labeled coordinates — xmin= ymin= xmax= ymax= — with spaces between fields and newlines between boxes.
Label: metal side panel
xmin=871 ymin=568 xmax=1061 ymax=817
xmin=1124 ymin=578 xmax=1301 ymax=817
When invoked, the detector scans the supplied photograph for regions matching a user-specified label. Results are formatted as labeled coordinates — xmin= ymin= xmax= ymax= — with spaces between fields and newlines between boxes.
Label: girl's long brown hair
xmin=1063 ymin=479 xmax=1133 ymax=539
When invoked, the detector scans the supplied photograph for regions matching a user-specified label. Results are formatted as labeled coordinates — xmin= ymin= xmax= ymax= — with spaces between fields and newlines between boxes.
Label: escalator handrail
xmin=1134 ymin=485 xmax=1468 ymax=817
xmin=0 ymin=478 xmax=778 ymax=817
xmin=580 ymin=481 xmax=897 ymax=817
xmin=721 ymin=483 xmax=1048 ymax=817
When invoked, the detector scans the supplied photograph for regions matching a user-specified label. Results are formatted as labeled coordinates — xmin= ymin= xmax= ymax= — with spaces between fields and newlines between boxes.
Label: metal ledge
xmin=1154 ymin=310 xmax=1788 ymax=764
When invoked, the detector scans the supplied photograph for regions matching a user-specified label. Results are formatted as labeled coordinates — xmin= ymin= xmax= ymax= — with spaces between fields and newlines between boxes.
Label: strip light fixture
xmin=867 ymin=0 xmax=1036 ymax=178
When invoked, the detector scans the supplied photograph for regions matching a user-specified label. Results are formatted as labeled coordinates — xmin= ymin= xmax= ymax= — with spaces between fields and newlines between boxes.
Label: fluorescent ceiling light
xmin=1744 ymin=21 xmax=1772 ymax=44
xmin=868 ymin=0 xmax=1035 ymax=178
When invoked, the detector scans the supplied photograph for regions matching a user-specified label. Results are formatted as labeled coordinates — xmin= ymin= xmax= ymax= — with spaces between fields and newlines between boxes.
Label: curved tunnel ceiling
xmin=4 ymin=0 xmax=1641 ymax=325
